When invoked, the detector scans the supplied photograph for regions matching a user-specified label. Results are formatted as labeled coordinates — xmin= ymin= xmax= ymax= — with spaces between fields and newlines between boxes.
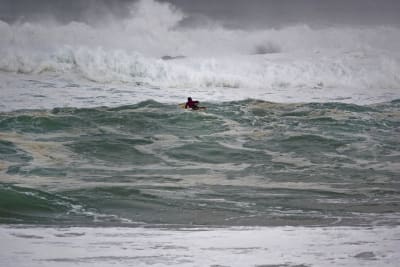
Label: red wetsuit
xmin=185 ymin=100 xmax=199 ymax=109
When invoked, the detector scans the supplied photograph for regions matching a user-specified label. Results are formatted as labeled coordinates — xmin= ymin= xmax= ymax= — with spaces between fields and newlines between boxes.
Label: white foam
xmin=1 ymin=225 xmax=399 ymax=267
xmin=1 ymin=0 xmax=400 ymax=110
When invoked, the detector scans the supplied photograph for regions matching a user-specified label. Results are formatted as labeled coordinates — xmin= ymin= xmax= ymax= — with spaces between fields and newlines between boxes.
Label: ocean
xmin=1 ymin=0 xmax=400 ymax=266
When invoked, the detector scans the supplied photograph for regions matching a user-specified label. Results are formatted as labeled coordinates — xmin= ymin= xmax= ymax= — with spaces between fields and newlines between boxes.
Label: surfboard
xmin=178 ymin=103 xmax=207 ymax=110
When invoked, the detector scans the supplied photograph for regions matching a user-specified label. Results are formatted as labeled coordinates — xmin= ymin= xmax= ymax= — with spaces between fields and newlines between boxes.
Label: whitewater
xmin=1 ymin=0 xmax=400 ymax=110
xmin=1 ymin=0 xmax=400 ymax=266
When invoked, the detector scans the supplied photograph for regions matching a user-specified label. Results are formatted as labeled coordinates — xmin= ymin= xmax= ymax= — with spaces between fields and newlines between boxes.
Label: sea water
xmin=1 ymin=0 xmax=400 ymax=266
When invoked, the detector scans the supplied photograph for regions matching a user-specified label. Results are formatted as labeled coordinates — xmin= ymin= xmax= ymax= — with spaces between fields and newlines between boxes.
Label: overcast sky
xmin=1 ymin=0 xmax=400 ymax=28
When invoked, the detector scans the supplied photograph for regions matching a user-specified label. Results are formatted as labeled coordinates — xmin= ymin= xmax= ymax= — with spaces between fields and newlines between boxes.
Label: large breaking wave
xmin=0 ymin=0 xmax=400 ymax=91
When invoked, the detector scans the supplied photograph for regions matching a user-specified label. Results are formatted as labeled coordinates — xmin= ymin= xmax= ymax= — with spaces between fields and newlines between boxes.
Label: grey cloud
xmin=1 ymin=0 xmax=400 ymax=27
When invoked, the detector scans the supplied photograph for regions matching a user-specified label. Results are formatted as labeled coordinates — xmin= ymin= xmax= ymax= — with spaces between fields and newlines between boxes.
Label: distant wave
xmin=1 ymin=0 xmax=400 ymax=91
xmin=1 ymin=44 xmax=399 ymax=91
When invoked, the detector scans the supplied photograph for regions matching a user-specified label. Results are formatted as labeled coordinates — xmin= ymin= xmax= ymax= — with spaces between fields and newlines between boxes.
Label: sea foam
xmin=1 ymin=0 xmax=400 ymax=92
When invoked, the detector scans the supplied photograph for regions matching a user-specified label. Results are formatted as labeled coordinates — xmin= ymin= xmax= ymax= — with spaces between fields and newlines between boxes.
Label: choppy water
xmin=1 ymin=99 xmax=399 ymax=227
xmin=1 ymin=0 xmax=400 ymax=264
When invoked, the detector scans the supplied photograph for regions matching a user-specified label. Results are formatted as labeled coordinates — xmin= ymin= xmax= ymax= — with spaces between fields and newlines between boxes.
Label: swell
xmin=1 ymin=99 xmax=399 ymax=167
xmin=2 ymin=183 xmax=399 ymax=226
xmin=0 ymin=184 xmax=81 ymax=224
xmin=0 ymin=100 xmax=399 ymax=226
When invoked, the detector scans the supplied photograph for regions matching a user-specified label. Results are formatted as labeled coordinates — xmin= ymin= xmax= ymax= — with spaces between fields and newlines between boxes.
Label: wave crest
xmin=1 ymin=0 xmax=400 ymax=91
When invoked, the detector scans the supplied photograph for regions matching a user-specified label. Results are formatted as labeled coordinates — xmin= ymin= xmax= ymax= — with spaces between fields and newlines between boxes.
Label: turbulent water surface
xmin=1 ymin=99 xmax=399 ymax=227
xmin=1 ymin=0 xmax=400 ymax=266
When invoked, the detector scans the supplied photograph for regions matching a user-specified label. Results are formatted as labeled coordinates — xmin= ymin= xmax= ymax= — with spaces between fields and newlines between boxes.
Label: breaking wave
xmin=0 ymin=0 xmax=400 ymax=90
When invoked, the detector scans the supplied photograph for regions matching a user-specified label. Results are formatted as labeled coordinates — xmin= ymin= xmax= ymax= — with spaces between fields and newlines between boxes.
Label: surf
xmin=1 ymin=0 xmax=400 ymax=101
xmin=1 ymin=100 xmax=399 ymax=227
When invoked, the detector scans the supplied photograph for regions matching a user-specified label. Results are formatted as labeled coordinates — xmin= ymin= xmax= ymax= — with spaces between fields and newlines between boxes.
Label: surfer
xmin=185 ymin=97 xmax=200 ymax=110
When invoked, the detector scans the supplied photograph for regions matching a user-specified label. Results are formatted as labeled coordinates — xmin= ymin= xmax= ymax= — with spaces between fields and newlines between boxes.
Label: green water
xmin=1 ymin=99 xmax=399 ymax=226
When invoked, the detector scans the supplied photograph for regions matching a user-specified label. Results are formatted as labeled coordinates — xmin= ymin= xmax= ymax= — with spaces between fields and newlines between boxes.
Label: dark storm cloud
xmin=166 ymin=0 xmax=400 ymax=28
xmin=0 ymin=0 xmax=132 ymax=23
xmin=1 ymin=0 xmax=400 ymax=27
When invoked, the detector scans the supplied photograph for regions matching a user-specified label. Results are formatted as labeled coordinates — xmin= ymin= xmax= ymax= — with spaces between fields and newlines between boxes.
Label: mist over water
xmin=2 ymin=0 xmax=400 ymax=27
xmin=0 ymin=0 xmax=399 ymax=97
